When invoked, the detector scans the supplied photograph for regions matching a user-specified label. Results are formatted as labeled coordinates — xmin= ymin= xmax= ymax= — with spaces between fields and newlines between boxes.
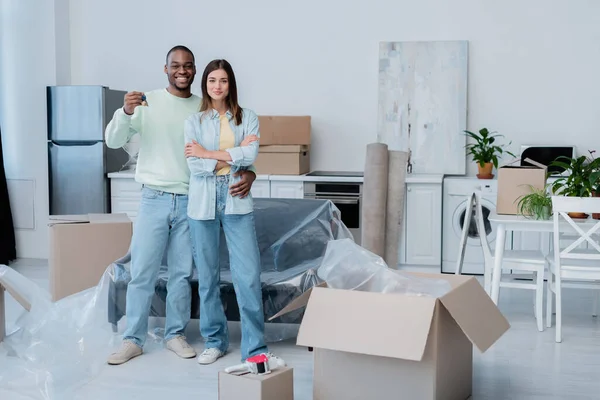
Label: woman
xmin=183 ymin=59 xmax=282 ymax=367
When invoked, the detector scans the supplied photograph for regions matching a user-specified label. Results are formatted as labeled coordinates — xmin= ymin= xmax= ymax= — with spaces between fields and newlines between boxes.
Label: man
xmin=105 ymin=45 xmax=257 ymax=365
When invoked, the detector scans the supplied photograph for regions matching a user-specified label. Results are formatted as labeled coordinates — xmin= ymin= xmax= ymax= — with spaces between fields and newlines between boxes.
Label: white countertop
xmin=108 ymin=170 xmax=136 ymax=178
xmin=108 ymin=169 xmax=443 ymax=184
xmin=108 ymin=170 xmax=270 ymax=180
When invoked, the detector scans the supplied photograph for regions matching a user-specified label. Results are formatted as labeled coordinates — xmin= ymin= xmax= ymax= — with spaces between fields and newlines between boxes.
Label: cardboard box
xmin=218 ymin=367 xmax=294 ymax=400
xmin=49 ymin=213 xmax=132 ymax=301
xmin=0 ymin=269 xmax=32 ymax=342
xmin=255 ymin=145 xmax=310 ymax=175
xmin=271 ymin=272 xmax=510 ymax=400
xmin=496 ymin=158 xmax=547 ymax=215
xmin=258 ymin=116 xmax=311 ymax=145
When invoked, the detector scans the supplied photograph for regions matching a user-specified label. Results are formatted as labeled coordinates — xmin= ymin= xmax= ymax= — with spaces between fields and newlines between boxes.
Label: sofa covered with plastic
xmin=107 ymin=197 xmax=353 ymax=330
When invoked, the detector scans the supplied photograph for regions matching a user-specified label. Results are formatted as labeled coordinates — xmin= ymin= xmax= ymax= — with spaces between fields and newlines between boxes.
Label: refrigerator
xmin=47 ymin=85 xmax=130 ymax=215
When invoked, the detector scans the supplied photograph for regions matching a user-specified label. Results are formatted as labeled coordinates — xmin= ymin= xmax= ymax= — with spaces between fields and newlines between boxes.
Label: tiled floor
xmin=2 ymin=259 xmax=600 ymax=399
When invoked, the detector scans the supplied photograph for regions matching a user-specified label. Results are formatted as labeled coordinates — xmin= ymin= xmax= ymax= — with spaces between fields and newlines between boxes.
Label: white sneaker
xmin=197 ymin=348 xmax=225 ymax=365
xmin=166 ymin=336 xmax=197 ymax=359
xmin=107 ymin=339 xmax=143 ymax=365
xmin=264 ymin=352 xmax=286 ymax=370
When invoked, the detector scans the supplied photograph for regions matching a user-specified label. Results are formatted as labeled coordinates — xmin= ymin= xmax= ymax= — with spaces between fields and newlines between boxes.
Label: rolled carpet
xmin=360 ymin=143 xmax=389 ymax=257
xmin=384 ymin=150 xmax=409 ymax=268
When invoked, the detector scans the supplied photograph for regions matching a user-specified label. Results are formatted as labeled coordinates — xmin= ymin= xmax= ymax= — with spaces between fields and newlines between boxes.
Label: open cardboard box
xmin=270 ymin=272 xmax=510 ymax=400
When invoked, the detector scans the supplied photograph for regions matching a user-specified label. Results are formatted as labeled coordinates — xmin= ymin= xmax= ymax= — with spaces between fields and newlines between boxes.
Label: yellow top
xmin=216 ymin=114 xmax=235 ymax=175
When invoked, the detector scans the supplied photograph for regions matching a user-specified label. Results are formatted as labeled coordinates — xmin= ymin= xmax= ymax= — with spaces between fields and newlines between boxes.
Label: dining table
xmin=487 ymin=211 xmax=600 ymax=304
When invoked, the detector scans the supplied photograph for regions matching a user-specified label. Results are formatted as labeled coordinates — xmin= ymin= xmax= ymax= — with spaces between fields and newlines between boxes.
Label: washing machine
xmin=441 ymin=177 xmax=509 ymax=275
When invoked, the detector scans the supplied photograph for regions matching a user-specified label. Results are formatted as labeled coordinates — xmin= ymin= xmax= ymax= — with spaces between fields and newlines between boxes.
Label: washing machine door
xmin=452 ymin=196 xmax=497 ymax=247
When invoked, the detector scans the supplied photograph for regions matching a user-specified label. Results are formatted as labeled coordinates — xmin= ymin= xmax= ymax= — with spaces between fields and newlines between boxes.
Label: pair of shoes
xmin=166 ymin=336 xmax=197 ymax=359
xmin=107 ymin=339 xmax=143 ymax=365
xmin=197 ymin=348 xmax=226 ymax=364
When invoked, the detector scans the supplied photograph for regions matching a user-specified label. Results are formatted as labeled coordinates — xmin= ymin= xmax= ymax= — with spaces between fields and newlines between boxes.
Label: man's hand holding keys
xmin=123 ymin=91 xmax=147 ymax=115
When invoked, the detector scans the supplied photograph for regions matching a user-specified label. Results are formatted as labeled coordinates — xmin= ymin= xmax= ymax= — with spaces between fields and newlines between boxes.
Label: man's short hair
xmin=166 ymin=45 xmax=195 ymax=64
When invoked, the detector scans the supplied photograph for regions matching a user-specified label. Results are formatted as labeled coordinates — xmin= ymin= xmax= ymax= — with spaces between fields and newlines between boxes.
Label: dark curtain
xmin=0 ymin=125 xmax=17 ymax=264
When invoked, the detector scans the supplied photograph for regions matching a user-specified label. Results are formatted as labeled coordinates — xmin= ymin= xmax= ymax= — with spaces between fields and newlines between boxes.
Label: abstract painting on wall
xmin=377 ymin=41 xmax=468 ymax=175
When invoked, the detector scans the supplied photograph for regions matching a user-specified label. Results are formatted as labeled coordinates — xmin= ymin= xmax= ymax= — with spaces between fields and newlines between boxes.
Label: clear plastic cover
xmin=0 ymin=198 xmax=352 ymax=398
xmin=318 ymin=238 xmax=451 ymax=297
xmin=108 ymin=198 xmax=354 ymax=341
xmin=0 ymin=264 xmax=121 ymax=399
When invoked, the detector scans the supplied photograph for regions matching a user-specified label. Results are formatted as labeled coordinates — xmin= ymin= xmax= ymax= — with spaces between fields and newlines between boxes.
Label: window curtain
xmin=0 ymin=124 xmax=16 ymax=265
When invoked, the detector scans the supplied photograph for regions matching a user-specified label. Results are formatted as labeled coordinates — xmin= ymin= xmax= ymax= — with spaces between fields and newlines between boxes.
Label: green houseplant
xmin=517 ymin=184 xmax=552 ymax=220
xmin=550 ymin=150 xmax=600 ymax=218
xmin=464 ymin=128 xmax=515 ymax=179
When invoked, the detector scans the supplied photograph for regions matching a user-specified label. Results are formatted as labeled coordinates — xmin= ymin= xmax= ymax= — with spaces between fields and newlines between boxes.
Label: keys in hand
xmin=123 ymin=91 xmax=147 ymax=115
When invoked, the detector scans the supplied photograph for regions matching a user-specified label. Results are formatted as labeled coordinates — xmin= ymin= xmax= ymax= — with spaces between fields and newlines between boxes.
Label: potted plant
xmin=550 ymin=150 xmax=600 ymax=219
xmin=464 ymin=128 xmax=515 ymax=179
xmin=517 ymin=184 xmax=552 ymax=220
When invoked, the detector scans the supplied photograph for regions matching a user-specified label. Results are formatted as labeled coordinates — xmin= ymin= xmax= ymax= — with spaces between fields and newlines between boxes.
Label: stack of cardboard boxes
xmin=255 ymin=116 xmax=311 ymax=175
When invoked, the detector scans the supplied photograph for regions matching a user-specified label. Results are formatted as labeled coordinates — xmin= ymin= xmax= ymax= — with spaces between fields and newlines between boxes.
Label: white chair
xmin=456 ymin=191 xmax=548 ymax=331
xmin=546 ymin=196 xmax=600 ymax=343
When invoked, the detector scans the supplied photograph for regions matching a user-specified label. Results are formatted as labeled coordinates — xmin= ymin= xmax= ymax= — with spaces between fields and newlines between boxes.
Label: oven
xmin=303 ymin=181 xmax=362 ymax=244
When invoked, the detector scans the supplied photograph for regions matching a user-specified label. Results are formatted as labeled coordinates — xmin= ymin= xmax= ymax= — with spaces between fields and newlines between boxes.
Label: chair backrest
xmin=455 ymin=191 xmax=493 ymax=275
xmin=551 ymin=196 xmax=600 ymax=262
xmin=474 ymin=190 xmax=494 ymax=263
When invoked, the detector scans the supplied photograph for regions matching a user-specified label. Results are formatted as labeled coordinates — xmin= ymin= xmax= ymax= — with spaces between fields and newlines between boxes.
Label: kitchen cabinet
xmin=110 ymin=176 xmax=142 ymax=222
xmin=269 ymin=180 xmax=304 ymax=199
xmin=108 ymin=173 xmax=288 ymax=220
xmin=399 ymin=180 xmax=443 ymax=268
xmin=250 ymin=180 xmax=271 ymax=198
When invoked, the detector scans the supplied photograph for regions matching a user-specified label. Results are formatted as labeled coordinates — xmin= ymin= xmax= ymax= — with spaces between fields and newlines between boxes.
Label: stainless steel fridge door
xmin=49 ymin=141 xmax=108 ymax=215
xmin=47 ymin=86 xmax=106 ymax=141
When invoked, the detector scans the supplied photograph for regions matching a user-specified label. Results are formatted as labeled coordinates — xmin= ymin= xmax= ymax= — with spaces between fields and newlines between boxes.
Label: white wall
xmin=3 ymin=0 xmax=600 ymax=258
xmin=69 ymin=0 xmax=600 ymax=175
xmin=0 ymin=0 xmax=66 ymax=259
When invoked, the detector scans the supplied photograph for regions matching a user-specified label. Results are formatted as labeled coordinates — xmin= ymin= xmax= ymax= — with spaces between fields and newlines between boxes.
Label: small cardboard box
xmin=255 ymin=145 xmax=310 ymax=175
xmin=48 ymin=213 xmax=132 ymax=301
xmin=496 ymin=158 xmax=547 ymax=215
xmin=218 ymin=367 xmax=294 ymax=400
xmin=258 ymin=116 xmax=311 ymax=145
xmin=271 ymin=273 xmax=510 ymax=400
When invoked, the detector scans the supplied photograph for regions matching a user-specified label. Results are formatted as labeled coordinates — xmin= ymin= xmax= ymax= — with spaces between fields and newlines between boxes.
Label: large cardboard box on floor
xmin=258 ymin=116 xmax=311 ymax=145
xmin=48 ymin=213 xmax=132 ymax=301
xmin=496 ymin=158 xmax=547 ymax=215
xmin=218 ymin=367 xmax=294 ymax=400
xmin=271 ymin=272 xmax=510 ymax=400
xmin=255 ymin=145 xmax=310 ymax=175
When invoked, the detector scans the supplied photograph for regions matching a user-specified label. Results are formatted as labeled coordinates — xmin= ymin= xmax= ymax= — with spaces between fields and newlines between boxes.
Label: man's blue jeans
xmin=123 ymin=187 xmax=193 ymax=347
xmin=188 ymin=175 xmax=268 ymax=361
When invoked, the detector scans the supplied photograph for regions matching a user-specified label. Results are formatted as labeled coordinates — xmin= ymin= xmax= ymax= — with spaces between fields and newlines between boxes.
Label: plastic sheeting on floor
xmin=0 ymin=264 xmax=309 ymax=400
xmin=0 ymin=264 xmax=122 ymax=399
xmin=0 ymin=198 xmax=355 ymax=399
